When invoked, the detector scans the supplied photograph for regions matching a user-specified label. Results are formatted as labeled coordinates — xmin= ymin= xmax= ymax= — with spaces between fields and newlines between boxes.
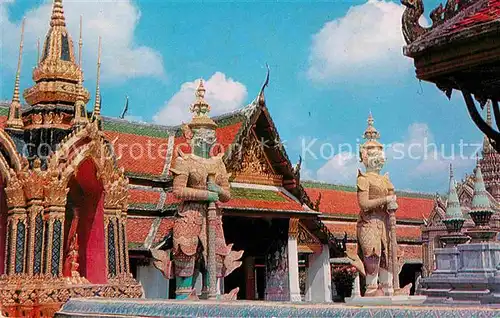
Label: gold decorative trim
xmin=231 ymin=130 xmax=283 ymax=186
xmin=288 ymin=218 xmax=299 ymax=239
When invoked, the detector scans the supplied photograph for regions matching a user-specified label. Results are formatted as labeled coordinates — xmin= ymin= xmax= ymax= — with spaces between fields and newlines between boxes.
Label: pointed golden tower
xmin=6 ymin=19 xmax=26 ymax=130
xmin=73 ymin=17 xmax=88 ymax=126
xmin=92 ymin=37 xmax=102 ymax=122
xmin=23 ymin=0 xmax=89 ymax=129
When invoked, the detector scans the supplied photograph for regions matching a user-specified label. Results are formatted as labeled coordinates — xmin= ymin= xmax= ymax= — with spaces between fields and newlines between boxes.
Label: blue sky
xmin=0 ymin=0 xmax=484 ymax=193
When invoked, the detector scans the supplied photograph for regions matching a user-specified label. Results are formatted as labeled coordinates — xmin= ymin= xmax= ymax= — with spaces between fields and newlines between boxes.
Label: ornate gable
xmin=427 ymin=196 xmax=445 ymax=227
xmin=297 ymin=222 xmax=322 ymax=254
xmin=230 ymin=130 xmax=283 ymax=186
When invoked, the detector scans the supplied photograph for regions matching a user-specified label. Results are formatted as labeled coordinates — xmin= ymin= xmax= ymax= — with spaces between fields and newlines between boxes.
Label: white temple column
xmin=194 ymin=273 xmax=203 ymax=296
xmin=352 ymin=272 xmax=361 ymax=298
xmin=288 ymin=235 xmax=302 ymax=301
xmin=136 ymin=264 xmax=169 ymax=299
xmin=306 ymin=245 xmax=332 ymax=302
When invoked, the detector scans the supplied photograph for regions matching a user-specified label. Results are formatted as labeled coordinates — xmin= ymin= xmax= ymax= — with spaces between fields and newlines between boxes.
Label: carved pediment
xmin=297 ymin=222 xmax=322 ymax=254
xmin=231 ymin=131 xmax=283 ymax=186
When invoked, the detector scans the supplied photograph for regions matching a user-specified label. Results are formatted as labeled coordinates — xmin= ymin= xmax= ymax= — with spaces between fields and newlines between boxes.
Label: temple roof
xmin=323 ymin=220 xmax=422 ymax=243
xmin=303 ymin=181 xmax=435 ymax=222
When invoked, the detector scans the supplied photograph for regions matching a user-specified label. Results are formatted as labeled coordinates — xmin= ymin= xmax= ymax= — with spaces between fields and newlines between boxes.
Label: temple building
xmin=421 ymin=103 xmax=500 ymax=277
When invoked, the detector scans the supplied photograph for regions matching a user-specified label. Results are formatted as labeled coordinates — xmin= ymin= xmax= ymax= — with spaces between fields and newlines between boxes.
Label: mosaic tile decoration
xmin=56 ymin=298 xmax=500 ymax=318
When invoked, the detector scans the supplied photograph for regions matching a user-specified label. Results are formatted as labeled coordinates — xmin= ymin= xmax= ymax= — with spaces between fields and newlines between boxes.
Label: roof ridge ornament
xmin=258 ymin=63 xmax=270 ymax=105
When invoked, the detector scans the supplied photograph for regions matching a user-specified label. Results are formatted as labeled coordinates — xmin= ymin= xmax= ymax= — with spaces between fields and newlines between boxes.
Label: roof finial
xmin=78 ymin=15 xmax=83 ymax=66
xmin=7 ymin=18 xmax=25 ymax=130
xmin=449 ymin=163 xmax=453 ymax=180
xmin=363 ymin=112 xmax=380 ymax=141
xmin=50 ymin=0 xmax=66 ymax=27
xmin=73 ymin=67 xmax=88 ymax=125
xmin=92 ymin=36 xmax=102 ymax=121
xmin=258 ymin=63 xmax=270 ymax=105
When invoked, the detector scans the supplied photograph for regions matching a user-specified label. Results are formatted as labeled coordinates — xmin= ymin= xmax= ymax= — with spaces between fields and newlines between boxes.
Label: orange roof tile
xmin=323 ymin=221 xmax=421 ymax=241
xmin=127 ymin=217 xmax=154 ymax=245
xmin=105 ymin=131 xmax=171 ymax=178
xmin=342 ymin=243 xmax=422 ymax=262
xmin=305 ymin=187 xmax=434 ymax=221
xmin=153 ymin=218 xmax=175 ymax=244
xmin=129 ymin=187 xmax=161 ymax=204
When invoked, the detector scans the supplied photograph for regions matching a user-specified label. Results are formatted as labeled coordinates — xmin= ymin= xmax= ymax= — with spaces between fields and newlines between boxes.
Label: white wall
xmin=306 ymin=245 xmax=332 ymax=302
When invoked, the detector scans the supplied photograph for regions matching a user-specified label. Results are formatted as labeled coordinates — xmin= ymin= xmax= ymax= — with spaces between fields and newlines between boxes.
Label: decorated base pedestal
xmin=344 ymin=295 xmax=427 ymax=306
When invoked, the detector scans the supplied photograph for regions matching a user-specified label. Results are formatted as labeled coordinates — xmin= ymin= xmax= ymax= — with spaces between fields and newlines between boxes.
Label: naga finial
xmin=401 ymin=0 xmax=428 ymax=44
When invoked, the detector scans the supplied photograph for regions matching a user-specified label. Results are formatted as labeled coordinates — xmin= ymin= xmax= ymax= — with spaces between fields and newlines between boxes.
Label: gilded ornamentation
xmin=232 ymin=132 xmax=283 ymax=186
xmin=20 ymin=158 xmax=46 ymax=201
xmin=44 ymin=160 xmax=69 ymax=207
xmin=33 ymin=113 xmax=43 ymax=125
xmin=288 ymin=218 xmax=299 ymax=239
xmin=103 ymin=169 xmax=129 ymax=210
xmin=0 ymin=1 xmax=142 ymax=316
xmin=5 ymin=169 xmax=25 ymax=208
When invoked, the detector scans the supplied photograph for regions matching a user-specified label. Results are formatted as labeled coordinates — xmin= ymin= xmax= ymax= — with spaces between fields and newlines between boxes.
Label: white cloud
xmin=387 ymin=123 xmax=475 ymax=176
xmin=304 ymin=123 xmax=478 ymax=190
xmin=316 ymin=152 xmax=361 ymax=185
xmin=0 ymin=0 xmax=164 ymax=82
xmin=308 ymin=0 xmax=412 ymax=82
xmin=153 ymin=72 xmax=247 ymax=126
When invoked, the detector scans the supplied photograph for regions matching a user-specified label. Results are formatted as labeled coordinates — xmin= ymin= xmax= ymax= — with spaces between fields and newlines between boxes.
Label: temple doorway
xmin=399 ymin=263 xmax=421 ymax=295
xmin=222 ymin=216 xmax=288 ymax=300
xmin=64 ymin=159 xmax=106 ymax=283
xmin=0 ymin=177 xmax=7 ymax=275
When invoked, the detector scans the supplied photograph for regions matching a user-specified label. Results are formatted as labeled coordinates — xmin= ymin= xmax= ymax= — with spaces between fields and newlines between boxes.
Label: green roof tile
xmin=231 ymin=187 xmax=287 ymax=202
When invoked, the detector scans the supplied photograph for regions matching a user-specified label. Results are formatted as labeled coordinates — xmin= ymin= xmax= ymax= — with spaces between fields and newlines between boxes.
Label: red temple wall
xmin=64 ymin=159 xmax=107 ymax=284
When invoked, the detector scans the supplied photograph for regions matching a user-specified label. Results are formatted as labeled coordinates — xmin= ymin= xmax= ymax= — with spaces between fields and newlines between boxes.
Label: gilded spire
xmin=73 ymin=68 xmax=88 ymax=125
xmin=50 ymin=0 xmax=66 ymax=27
xmin=78 ymin=15 xmax=83 ymax=66
xmin=7 ymin=18 xmax=25 ymax=130
xmin=73 ymin=32 xmax=87 ymax=126
xmin=188 ymin=79 xmax=217 ymax=129
xmin=92 ymin=37 xmax=102 ymax=121
xmin=363 ymin=112 xmax=381 ymax=141
xmin=24 ymin=0 xmax=89 ymax=108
